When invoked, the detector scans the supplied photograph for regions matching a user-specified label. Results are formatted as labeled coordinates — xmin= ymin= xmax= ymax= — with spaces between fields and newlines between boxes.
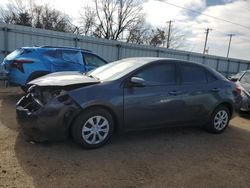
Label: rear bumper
xmin=16 ymin=93 xmax=81 ymax=142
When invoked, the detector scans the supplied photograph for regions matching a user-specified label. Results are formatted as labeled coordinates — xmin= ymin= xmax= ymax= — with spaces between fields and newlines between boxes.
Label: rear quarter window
xmin=6 ymin=48 xmax=32 ymax=60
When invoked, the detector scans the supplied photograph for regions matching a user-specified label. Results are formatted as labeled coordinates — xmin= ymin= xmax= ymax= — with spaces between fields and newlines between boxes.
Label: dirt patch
xmin=0 ymin=87 xmax=250 ymax=188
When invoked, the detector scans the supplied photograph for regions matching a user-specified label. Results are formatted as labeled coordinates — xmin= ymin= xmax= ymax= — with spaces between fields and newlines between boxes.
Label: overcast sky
xmin=0 ymin=0 xmax=250 ymax=61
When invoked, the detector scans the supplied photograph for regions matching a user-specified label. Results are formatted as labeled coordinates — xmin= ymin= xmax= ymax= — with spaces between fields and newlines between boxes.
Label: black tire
xmin=71 ymin=108 xmax=114 ymax=149
xmin=206 ymin=105 xmax=230 ymax=134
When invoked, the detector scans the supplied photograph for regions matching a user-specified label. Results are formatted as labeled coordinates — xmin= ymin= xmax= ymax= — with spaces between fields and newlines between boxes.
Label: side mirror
xmin=129 ymin=77 xmax=146 ymax=87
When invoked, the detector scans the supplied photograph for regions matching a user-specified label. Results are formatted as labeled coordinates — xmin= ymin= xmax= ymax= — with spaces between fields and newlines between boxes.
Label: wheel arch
xmin=69 ymin=105 xmax=121 ymax=135
xmin=216 ymin=101 xmax=233 ymax=118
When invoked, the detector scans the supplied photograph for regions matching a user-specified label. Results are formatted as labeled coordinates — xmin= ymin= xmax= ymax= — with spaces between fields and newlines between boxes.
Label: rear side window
xmin=135 ymin=63 xmax=176 ymax=85
xmin=180 ymin=64 xmax=207 ymax=84
xmin=43 ymin=50 xmax=57 ymax=58
xmin=43 ymin=50 xmax=82 ymax=64
xmin=83 ymin=53 xmax=106 ymax=67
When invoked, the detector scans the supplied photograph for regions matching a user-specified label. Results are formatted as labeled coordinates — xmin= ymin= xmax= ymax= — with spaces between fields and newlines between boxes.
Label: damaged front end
xmin=16 ymin=85 xmax=83 ymax=142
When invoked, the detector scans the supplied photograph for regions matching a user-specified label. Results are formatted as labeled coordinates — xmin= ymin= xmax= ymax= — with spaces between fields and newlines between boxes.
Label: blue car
xmin=0 ymin=46 xmax=107 ymax=90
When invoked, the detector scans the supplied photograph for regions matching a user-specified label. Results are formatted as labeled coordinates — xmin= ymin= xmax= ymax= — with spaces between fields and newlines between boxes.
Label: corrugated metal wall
xmin=0 ymin=23 xmax=249 ymax=76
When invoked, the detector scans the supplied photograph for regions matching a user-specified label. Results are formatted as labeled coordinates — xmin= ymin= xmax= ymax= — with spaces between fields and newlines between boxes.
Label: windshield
xmin=230 ymin=71 xmax=245 ymax=80
xmin=240 ymin=72 xmax=250 ymax=83
xmin=88 ymin=58 xmax=148 ymax=81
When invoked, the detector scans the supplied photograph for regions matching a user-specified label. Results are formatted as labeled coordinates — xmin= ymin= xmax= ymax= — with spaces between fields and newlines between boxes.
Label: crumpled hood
xmin=28 ymin=71 xmax=99 ymax=86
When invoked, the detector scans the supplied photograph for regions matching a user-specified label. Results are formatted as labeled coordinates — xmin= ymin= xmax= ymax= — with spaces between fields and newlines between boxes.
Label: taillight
xmin=10 ymin=60 xmax=33 ymax=73
xmin=235 ymin=85 xmax=241 ymax=95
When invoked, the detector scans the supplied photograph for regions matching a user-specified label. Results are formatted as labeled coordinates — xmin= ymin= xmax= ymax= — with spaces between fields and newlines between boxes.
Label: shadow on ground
xmin=14 ymin=124 xmax=250 ymax=188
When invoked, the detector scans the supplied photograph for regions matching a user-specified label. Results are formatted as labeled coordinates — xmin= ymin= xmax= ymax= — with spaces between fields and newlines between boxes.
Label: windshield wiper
xmin=88 ymin=74 xmax=99 ymax=80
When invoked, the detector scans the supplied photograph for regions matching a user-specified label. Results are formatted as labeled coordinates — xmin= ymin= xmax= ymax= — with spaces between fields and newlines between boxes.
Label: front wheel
xmin=71 ymin=108 xmax=114 ymax=149
xmin=207 ymin=106 xmax=230 ymax=133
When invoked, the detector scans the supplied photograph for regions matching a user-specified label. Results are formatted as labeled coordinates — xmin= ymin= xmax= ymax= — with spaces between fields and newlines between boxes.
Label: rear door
xmin=176 ymin=63 xmax=218 ymax=124
xmin=44 ymin=50 xmax=85 ymax=72
xmin=123 ymin=61 xmax=181 ymax=130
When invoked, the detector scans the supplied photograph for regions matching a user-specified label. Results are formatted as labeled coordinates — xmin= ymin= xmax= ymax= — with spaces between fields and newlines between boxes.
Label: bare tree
xmin=0 ymin=0 xmax=29 ymax=25
xmin=0 ymin=0 xmax=73 ymax=32
xmin=32 ymin=5 xmax=72 ymax=32
xmin=126 ymin=17 xmax=152 ymax=44
xmin=79 ymin=6 xmax=96 ymax=36
xmin=149 ymin=28 xmax=166 ymax=46
xmin=166 ymin=27 xmax=186 ymax=49
xmin=80 ymin=0 xmax=143 ymax=40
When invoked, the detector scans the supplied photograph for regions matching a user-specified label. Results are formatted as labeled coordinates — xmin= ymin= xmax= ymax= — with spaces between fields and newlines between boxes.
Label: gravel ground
xmin=0 ymin=87 xmax=250 ymax=188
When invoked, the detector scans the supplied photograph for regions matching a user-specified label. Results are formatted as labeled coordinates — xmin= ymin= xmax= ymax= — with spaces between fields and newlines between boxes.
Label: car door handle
xmin=211 ymin=88 xmax=220 ymax=92
xmin=169 ymin=91 xmax=179 ymax=95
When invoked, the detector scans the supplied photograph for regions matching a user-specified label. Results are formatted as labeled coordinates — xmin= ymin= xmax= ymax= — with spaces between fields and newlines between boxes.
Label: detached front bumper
xmin=16 ymin=93 xmax=81 ymax=142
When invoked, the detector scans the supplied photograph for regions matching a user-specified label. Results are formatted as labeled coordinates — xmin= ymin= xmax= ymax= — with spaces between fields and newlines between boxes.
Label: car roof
xmin=118 ymin=57 xmax=226 ymax=80
xmin=21 ymin=46 xmax=92 ymax=53
xmin=120 ymin=57 xmax=205 ymax=67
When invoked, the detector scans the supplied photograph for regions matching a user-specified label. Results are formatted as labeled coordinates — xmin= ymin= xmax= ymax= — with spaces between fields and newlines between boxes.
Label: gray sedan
xmin=16 ymin=58 xmax=242 ymax=148
xmin=229 ymin=70 xmax=250 ymax=113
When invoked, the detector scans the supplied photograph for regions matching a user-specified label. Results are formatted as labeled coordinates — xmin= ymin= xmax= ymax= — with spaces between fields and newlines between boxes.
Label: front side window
xmin=180 ymin=64 xmax=207 ymax=84
xmin=60 ymin=50 xmax=82 ymax=63
xmin=83 ymin=53 xmax=106 ymax=67
xmin=135 ymin=63 xmax=176 ymax=85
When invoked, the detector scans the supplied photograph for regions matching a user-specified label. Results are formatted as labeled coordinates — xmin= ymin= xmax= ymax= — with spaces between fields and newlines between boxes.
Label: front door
xmin=123 ymin=62 xmax=180 ymax=130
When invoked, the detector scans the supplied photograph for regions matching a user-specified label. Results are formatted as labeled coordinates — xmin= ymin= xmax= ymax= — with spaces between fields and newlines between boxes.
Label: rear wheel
xmin=207 ymin=105 xmax=230 ymax=133
xmin=71 ymin=108 xmax=114 ymax=149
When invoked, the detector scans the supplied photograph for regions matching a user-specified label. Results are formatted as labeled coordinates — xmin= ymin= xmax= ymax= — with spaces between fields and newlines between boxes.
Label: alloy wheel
xmin=213 ymin=110 xmax=229 ymax=131
xmin=81 ymin=115 xmax=110 ymax=144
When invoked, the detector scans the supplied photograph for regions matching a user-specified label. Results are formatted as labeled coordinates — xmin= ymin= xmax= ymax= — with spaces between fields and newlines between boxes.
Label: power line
xmin=158 ymin=0 xmax=250 ymax=30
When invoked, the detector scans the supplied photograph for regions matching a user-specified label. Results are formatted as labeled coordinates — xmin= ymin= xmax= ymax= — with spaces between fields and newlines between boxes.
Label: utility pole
xmin=226 ymin=34 xmax=235 ymax=58
xmin=166 ymin=20 xmax=174 ymax=49
xmin=203 ymin=28 xmax=212 ymax=54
